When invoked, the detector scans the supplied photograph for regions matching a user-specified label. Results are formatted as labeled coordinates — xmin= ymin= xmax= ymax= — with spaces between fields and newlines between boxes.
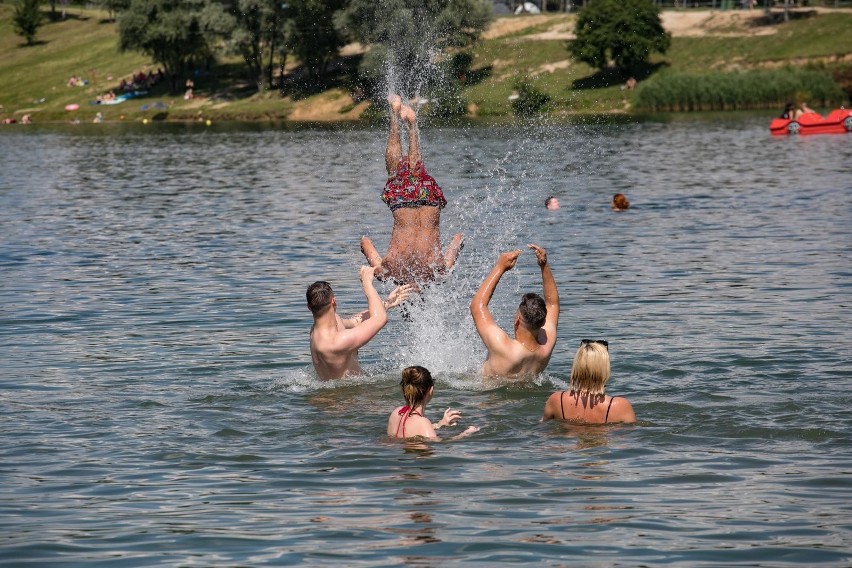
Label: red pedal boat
xmin=770 ymin=108 xmax=852 ymax=135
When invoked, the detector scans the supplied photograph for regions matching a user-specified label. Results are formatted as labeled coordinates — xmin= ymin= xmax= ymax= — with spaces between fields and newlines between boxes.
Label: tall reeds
xmin=634 ymin=68 xmax=846 ymax=112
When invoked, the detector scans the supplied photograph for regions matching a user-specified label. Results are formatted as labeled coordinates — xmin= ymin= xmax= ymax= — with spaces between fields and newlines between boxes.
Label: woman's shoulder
xmin=607 ymin=395 xmax=636 ymax=423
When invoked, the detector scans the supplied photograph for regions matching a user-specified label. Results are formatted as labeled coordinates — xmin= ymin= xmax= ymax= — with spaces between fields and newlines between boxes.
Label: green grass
xmin=2 ymin=7 xmax=851 ymax=122
xmin=0 ymin=5 xmax=293 ymax=122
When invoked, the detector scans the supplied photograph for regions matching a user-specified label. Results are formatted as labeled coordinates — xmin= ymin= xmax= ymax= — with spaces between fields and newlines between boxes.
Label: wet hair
xmin=612 ymin=193 xmax=630 ymax=210
xmin=518 ymin=293 xmax=547 ymax=330
xmin=306 ymin=281 xmax=334 ymax=314
xmin=569 ymin=341 xmax=611 ymax=395
xmin=400 ymin=366 xmax=434 ymax=408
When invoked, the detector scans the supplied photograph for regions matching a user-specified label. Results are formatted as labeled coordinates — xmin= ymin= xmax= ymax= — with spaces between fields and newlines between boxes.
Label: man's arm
xmin=528 ymin=244 xmax=559 ymax=334
xmin=470 ymin=250 xmax=521 ymax=352
xmin=336 ymin=266 xmax=388 ymax=351
xmin=341 ymin=284 xmax=414 ymax=329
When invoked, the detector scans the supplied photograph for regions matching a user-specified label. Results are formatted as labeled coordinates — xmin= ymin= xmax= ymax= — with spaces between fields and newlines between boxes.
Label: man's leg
xmin=386 ymin=94 xmax=403 ymax=175
xmin=360 ymin=236 xmax=383 ymax=268
xmin=400 ymin=104 xmax=420 ymax=169
xmin=443 ymin=233 xmax=464 ymax=270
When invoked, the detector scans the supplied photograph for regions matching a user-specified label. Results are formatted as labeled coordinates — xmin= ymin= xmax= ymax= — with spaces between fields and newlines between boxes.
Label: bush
xmin=634 ymin=68 xmax=846 ymax=112
xmin=511 ymin=76 xmax=551 ymax=116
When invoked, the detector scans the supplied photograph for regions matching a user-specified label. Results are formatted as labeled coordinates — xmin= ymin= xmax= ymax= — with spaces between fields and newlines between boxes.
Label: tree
xmin=335 ymin=0 xmax=492 ymax=100
xmin=218 ymin=0 xmax=288 ymax=92
xmin=570 ymin=0 xmax=670 ymax=75
xmin=13 ymin=0 xmax=44 ymax=46
xmin=286 ymin=0 xmax=346 ymax=80
xmin=98 ymin=0 xmax=131 ymax=22
xmin=118 ymin=0 xmax=231 ymax=93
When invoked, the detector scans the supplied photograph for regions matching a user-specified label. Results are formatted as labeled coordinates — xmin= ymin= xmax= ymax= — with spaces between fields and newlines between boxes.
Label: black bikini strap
xmin=560 ymin=391 xmax=566 ymax=420
xmin=605 ymin=397 xmax=617 ymax=423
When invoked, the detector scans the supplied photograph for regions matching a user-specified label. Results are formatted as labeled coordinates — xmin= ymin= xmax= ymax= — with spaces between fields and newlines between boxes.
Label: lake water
xmin=1 ymin=117 xmax=850 ymax=566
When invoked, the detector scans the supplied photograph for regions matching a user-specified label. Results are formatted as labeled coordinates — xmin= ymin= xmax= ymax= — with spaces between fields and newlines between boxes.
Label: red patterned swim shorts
xmin=381 ymin=157 xmax=446 ymax=211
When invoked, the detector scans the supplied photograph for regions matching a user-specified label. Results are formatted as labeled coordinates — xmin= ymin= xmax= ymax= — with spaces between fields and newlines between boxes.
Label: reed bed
xmin=635 ymin=68 xmax=847 ymax=112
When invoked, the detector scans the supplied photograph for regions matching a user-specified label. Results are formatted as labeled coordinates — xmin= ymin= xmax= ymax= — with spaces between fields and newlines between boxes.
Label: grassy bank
xmin=1 ymin=6 xmax=851 ymax=123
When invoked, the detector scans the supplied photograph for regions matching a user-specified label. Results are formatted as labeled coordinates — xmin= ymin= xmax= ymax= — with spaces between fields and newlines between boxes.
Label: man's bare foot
xmin=387 ymin=94 xmax=402 ymax=116
xmin=400 ymin=104 xmax=417 ymax=127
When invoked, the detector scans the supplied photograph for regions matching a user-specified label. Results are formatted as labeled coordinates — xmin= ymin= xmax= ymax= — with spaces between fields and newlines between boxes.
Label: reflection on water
xmin=1 ymin=118 xmax=851 ymax=566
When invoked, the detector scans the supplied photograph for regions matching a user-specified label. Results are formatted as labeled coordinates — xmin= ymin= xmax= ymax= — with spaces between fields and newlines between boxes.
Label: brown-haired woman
xmin=541 ymin=340 xmax=636 ymax=424
xmin=387 ymin=366 xmax=479 ymax=440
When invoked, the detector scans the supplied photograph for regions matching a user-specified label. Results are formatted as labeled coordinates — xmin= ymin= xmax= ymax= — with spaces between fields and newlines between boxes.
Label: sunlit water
xmin=1 ymin=117 xmax=850 ymax=566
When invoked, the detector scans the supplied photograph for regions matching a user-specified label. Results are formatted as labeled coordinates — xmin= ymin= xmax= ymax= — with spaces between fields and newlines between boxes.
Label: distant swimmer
xmin=470 ymin=244 xmax=560 ymax=380
xmin=611 ymin=193 xmax=630 ymax=212
xmin=360 ymin=94 xmax=464 ymax=286
xmin=541 ymin=339 xmax=636 ymax=424
xmin=387 ymin=365 xmax=479 ymax=440
xmin=307 ymin=267 xmax=413 ymax=380
xmin=545 ymin=196 xmax=560 ymax=210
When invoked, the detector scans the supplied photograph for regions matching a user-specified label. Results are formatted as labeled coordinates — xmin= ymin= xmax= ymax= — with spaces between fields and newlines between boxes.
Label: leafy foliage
xmin=570 ymin=0 xmax=670 ymax=75
xmin=98 ymin=0 xmax=130 ymax=22
xmin=219 ymin=0 xmax=288 ymax=91
xmin=13 ymin=0 xmax=44 ymax=46
xmin=634 ymin=68 xmax=846 ymax=112
xmin=118 ymin=0 xmax=231 ymax=93
xmin=511 ymin=76 xmax=551 ymax=116
xmin=285 ymin=0 xmax=347 ymax=79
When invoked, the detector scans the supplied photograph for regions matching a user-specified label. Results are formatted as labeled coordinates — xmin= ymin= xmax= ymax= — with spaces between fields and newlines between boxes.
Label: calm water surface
xmin=1 ymin=117 xmax=850 ymax=566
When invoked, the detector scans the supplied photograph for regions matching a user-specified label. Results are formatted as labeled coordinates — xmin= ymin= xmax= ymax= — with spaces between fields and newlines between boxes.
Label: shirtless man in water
xmin=470 ymin=244 xmax=560 ymax=380
xmin=360 ymin=95 xmax=464 ymax=285
xmin=307 ymin=267 xmax=412 ymax=380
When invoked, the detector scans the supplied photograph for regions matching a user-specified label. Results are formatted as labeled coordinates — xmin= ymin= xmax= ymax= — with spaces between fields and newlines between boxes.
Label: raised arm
xmin=470 ymin=250 xmax=521 ymax=350
xmin=528 ymin=244 xmax=559 ymax=333
xmin=337 ymin=266 xmax=388 ymax=351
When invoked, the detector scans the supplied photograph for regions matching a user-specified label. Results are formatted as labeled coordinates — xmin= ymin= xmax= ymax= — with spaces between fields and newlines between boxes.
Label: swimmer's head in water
xmin=400 ymin=365 xmax=433 ymax=408
xmin=306 ymin=281 xmax=334 ymax=315
xmin=545 ymin=196 xmax=560 ymax=210
xmin=569 ymin=341 xmax=611 ymax=395
xmin=612 ymin=193 xmax=630 ymax=211
xmin=518 ymin=293 xmax=547 ymax=330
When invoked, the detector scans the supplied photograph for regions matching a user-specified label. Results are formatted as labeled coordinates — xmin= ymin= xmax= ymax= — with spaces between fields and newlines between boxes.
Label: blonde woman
xmin=542 ymin=340 xmax=636 ymax=424
xmin=387 ymin=366 xmax=478 ymax=440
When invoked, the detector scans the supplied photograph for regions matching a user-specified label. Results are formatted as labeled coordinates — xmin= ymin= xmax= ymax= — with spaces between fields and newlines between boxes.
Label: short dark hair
xmin=545 ymin=196 xmax=557 ymax=206
xmin=306 ymin=281 xmax=334 ymax=314
xmin=518 ymin=292 xmax=546 ymax=329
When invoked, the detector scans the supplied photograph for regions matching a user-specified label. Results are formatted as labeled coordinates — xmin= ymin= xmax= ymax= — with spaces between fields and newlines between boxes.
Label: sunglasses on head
xmin=580 ymin=339 xmax=609 ymax=349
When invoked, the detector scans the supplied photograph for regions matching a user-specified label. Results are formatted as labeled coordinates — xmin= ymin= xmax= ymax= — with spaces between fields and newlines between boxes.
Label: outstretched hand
xmin=438 ymin=408 xmax=462 ymax=428
xmin=359 ymin=265 xmax=376 ymax=284
xmin=527 ymin=244 xmax=547 ymax=267
xmin=385 ymin=284 xmax=415 ymax=309
xmin=497 ymin=250 xmax=522 ymax=272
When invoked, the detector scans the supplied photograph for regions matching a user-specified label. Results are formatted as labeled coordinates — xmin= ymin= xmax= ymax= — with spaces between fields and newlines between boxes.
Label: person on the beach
xmin=307 ymin=267 xmax=413 ymax=380
xmin=387 ymin=365 xmax=479 ymax=440
xmin=360 ymin=94 xmax=464 ymax=286
xmin=470 ymin=244 xmax=560 ymax=380
xmin=541 ymin=339 xmax=636 ymax=424
xmin=611 ymin=193 xmax=630 ymax=211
